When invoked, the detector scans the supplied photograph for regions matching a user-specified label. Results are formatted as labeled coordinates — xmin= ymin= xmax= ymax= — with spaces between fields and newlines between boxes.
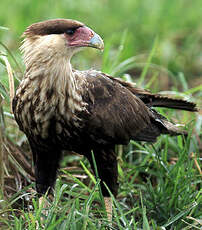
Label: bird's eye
xmin=66 ymin=28 xmax=76 ymax=35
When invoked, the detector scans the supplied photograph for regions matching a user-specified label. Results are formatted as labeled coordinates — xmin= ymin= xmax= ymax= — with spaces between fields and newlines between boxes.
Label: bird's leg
xmin=39 ymin=196 xmax=49 ymax=216
xmin=39 ymin=196 xmax=45 ymax=207
xmin=39 ymin=195 xmax=50 ymax=209
xmin=104 ymin=197 xmax=112 ymax=222
xmin=38 ymin=195 xmax=50 ymax=225
xmin=29 ymin=142 xmax=62 ymax=215
xmin=87 ymin=148 xmax=118 ymax=221
xmin=30 ymin=144 xmax=62 ymax=193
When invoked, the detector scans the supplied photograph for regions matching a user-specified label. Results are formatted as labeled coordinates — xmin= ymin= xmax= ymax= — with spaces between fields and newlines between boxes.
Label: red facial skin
xmin=65 ymin=26 xmax=94 ymax=47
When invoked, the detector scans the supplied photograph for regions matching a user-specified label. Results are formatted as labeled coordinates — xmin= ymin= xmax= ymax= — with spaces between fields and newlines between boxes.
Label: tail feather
xmin=151 ymin=109 xmax=188 ymax=137
xmin=110 ymin=76 xmax=198 ymax=140
xmin=137 ymin=94 xmax=198 ymax=112
xmin=158 ymin=119 xmax=188 ymax=136
xmin=134 ymin=116 xmax=187 ymax=143
xmin=107 ymin=75 xmax=198 ymax=112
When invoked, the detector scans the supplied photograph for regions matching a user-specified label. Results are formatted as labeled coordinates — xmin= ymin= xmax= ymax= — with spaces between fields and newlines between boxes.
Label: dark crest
xmin=24 ymin=19 xmax=84 ymax=37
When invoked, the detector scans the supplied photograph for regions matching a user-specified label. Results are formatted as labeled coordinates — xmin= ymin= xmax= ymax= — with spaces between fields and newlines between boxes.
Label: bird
xmin=12 ymin=19 xmax=197 ymax=220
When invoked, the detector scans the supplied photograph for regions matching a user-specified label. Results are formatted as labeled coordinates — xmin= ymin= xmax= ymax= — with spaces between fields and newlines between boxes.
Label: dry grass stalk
xmin=1 ymin=55 xmax=15 ymax=113
xmin=0 ymin=97 xmax=4 ymax=195
xmin=4 ymin=137 xmax=34 ymax=180
xmin=190 ymin=152 xmax=202 ymax=175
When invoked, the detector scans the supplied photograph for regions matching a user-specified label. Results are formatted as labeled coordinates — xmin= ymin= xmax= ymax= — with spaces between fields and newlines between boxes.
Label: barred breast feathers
xmin=15 ymin=34 xmax=87 ymax=138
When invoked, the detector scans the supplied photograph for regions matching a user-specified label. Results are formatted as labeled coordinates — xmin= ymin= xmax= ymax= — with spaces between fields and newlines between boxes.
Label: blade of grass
xmin=1 ymin=56 xmax=15 ymax=112
xmin=178 ymin=72 xmax=188 ymax=91
xmin=64 ymin=171 xmax=92 ymax=193
xmin=91 ymin=151 xmax=105 ymax=210
xmin=110 ymin=30 xmax=128 ymax=73
xmin=0 ymin=96 xmax=4 ymax=202
xmin=82 ymin=180 xmax=100 ymax=230
xmin=163 ymin=202 xmax=198 ymax=228
xmin=0 ymin=41 xmax=23 ymax=77
xmin=184 ymin=84 xmax=202 ymax=95
xmin=80 ymin=160 xmax=96 ymax=184
xmin=138 ymin=36 xmax=159 ymax=86
xmin=0 ymin=26 xmax=9 ymax=31
xmin=140 ymin=191 xmax=151 ymax=230
xmin=0 ymin=82 xmax=9 ymax=102
xmin=145 ymin=71 xmax=158 ymax=89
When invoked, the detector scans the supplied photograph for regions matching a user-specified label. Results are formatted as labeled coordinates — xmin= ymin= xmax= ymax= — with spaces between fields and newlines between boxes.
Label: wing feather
xmin=76 ymin=70 xmax=154 ymax=145
xmin=75 ymin=70 xmax=195 ymax=145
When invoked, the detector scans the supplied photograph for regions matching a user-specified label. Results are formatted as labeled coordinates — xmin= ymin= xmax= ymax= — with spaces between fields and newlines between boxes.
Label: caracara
xmin=13 ymin=19 xmax=197 ymax=220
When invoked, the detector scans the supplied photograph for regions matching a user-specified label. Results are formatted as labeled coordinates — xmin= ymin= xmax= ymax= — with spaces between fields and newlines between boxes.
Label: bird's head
xmin=21 ymin=19 xmax=104 ymax=66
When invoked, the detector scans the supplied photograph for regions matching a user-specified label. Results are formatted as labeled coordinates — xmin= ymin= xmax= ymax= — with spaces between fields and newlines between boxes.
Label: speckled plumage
xmin=13 ymin=19 xmax=197 ymax=198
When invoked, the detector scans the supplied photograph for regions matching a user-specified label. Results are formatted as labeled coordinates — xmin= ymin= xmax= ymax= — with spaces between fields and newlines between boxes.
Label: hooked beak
xmin=67 ymin=26 xmax=104 ymax=51
xmin=88 ymin=33 xmax=104 ymax=51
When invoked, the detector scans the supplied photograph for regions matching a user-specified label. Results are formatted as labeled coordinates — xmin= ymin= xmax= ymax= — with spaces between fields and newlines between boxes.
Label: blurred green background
xmin=1 ymin=0 xmax=202 ymax=87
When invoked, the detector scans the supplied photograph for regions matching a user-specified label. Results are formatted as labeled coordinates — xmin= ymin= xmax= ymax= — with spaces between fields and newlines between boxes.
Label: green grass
xmin=0 ymin=1 xmax=202 ymax=229
xmin=0 ymin=130 xmax=201 ymax=229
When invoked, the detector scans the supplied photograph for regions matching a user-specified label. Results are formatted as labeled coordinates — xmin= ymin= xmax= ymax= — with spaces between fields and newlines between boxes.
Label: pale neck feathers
xmin=19 ymin=34 xmax=85 ymax=114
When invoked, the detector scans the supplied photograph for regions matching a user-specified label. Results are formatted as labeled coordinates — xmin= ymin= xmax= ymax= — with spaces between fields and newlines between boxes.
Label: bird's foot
xmin=39 ymin=196 xmax=49 ymax=217
xmin=104 ymin=197 xmax=112 ymax=222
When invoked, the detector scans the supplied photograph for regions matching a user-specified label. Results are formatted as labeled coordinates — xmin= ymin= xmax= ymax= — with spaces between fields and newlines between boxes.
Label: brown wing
xmin=105 ymin=74 xmax=197 ymax=111
xmin=75 ymin=70 xmax=197 ymax=145
xmin=76 ymin=70 xmax=160 ymax=145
